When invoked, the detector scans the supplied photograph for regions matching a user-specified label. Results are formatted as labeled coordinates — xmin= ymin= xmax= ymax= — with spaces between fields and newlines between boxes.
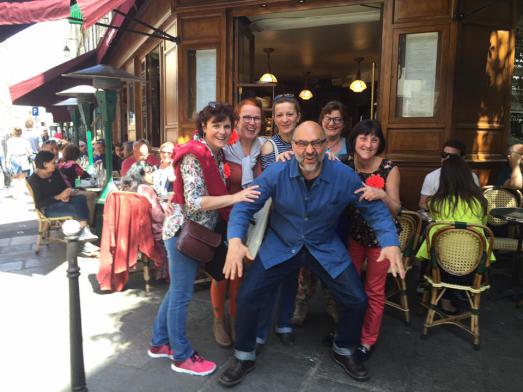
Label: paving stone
xmin=10 ymin=235 xmax=39 ymax=245
xmin=0 ymin=260 xmax=23 ymax=272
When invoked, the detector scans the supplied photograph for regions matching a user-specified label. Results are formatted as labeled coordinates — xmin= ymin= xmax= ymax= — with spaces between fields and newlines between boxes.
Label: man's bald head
xmin=293 ymin=121 xmax=325 ymax=141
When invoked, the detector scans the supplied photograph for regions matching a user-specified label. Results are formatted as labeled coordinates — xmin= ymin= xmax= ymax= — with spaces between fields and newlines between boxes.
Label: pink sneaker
xmin=171 ymin=353 xmax=216 ymax=376
xmin=148 ymin=344 xmax=174 ymax=359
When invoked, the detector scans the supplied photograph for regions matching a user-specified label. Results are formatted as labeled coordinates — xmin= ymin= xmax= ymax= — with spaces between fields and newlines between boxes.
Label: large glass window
xmin=187 ymin=48 xmax=217 ymax=118
xmin=396 ymin=32 xmax=440 ymax=118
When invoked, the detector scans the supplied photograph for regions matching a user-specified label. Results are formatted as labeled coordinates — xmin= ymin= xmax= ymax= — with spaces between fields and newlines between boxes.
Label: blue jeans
xmin=44 ymin=195 xmax=89 ymax=221
xmin=255 ymin=271 xmax=298 ymax=343
xmin=234 ymin=247 xmax=367 ymax=361
xmin=151 ymin=236 xmax=199 ymax=361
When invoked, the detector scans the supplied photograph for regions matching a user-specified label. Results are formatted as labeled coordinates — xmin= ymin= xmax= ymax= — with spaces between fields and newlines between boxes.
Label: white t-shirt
xmin=420 ymin=167 xmax=480 ymax=197
xmin=6 ymin=137 xmax=31 ymax=156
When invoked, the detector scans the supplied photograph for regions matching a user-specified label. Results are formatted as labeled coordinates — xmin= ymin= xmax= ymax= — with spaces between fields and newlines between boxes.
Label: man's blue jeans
xmin=151 ymin=236 xmax=199 ymax=361
xmin=234 ymin=247 xmax=367 ymax=361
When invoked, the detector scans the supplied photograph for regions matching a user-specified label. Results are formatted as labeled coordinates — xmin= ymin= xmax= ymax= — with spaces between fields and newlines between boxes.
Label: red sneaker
xmin=148 ymin=344 xmax=174 ymax=359
xmin=171 ymin=353 xmax=216 ymax=376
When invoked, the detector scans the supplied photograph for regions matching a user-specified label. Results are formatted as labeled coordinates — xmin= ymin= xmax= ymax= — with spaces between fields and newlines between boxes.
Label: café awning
xmin=9 ymin=50 xmax=97 ymax=122
xmin=0 ymin=0 xmax=130 ymax=29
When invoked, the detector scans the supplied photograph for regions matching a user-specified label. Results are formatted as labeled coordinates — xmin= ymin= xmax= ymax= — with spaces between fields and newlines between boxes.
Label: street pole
xmin=62 ymin=220 xmax=88 ymax=392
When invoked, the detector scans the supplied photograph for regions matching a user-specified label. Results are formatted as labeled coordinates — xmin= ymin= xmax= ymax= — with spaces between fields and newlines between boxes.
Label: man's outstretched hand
xmin=223 ymin=238 xmax=253 ymax=280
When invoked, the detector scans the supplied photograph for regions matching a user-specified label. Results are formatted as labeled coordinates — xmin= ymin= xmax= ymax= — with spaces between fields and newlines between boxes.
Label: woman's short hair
xmin=13 ymin=127 xmax=22 ymax=137
xmin=272 ymin=94 xmax=301 ymax=115
xmin=348 ymin=119 xmax=386 ymax=155
xmin=319 ymin=101 xmax=348 ymax=126
xmin=121 ymin=161 xmax=155 ymax=191
xmin=196 ymin=102 xmax=235 ymax=138
xmin=235 ymin=97 xmax=264 ymax=123
xmin=62 ymin=144 xmax=81 ymax=162
xmin=34 ymin=151 xmax=55 ymax=169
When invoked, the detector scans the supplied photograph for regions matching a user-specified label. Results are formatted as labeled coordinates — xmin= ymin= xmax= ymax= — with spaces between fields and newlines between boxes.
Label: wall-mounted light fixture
xmin=299 ymin=72 xmax=313 ymax=100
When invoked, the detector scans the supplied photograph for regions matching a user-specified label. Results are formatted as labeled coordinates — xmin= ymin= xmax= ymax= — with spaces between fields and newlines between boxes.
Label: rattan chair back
xmin=426 ymin=222 xmax=493 ymax=276
xmin=397 ymin=210 xmax=422 ymax=255
xmin=483 ymin=186 xmax=522 ymax=226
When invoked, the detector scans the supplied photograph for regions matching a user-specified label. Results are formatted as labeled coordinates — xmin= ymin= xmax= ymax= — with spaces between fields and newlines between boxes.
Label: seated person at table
xmin=28 ymin=151 xmax=99 ymax=255
xmin=121 ymin=139 xmax=160 ymax=176
xmin=121 ymin=161 xmax=165 ymax=242
xmin=419 ymin=139 xmax=479 ymax=210
xmin=152 ymin=142 xmax=175 ymax=197
xmin=58 ymin=144 xmax=90 ymax=187
xmin=93 ymin=140 xmax=105 ymax=164
xmin=492 ymin=143 xmax=523 ymax=189
xmin=416 ymin=155 xmax=494 ymax=311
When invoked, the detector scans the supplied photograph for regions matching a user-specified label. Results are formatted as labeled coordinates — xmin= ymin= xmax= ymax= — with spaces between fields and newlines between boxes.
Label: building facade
xmin=102 ymin=0 xmax=518 ymax=209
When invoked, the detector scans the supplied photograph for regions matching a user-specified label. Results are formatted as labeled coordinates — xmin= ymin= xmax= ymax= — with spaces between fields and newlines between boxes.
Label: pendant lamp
xmin=259 ymin=48 xmax=278 ymax=84
xmin=349 ymin=57 xmax=367 ymax=93
xmin=298 ymin=72 xmax=313 ymax=100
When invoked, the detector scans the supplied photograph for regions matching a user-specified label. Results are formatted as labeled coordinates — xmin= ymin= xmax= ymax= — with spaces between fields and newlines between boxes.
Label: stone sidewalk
xmin=1 ymin=184 xmax=523 ymax=392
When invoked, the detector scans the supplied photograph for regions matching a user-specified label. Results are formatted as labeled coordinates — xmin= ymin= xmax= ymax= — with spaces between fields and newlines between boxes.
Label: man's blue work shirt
xmin=227 ymin=156 xmax=400 ymax=278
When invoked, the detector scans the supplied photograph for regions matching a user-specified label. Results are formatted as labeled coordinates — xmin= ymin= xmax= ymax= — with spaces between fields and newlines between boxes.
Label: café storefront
xmin=103 ymin=0 xmax=518 ymax=209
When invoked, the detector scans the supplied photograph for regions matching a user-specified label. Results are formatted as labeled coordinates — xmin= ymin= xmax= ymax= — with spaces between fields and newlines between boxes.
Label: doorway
xmin=233 ymin=3 xmax=383 ymax=135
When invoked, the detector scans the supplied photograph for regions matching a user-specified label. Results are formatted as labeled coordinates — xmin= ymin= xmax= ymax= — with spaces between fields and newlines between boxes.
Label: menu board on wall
xmin=196 ymin=49 xmax=217 ymax=112
xmin=396 ymin=32 xmax=439 ymax=118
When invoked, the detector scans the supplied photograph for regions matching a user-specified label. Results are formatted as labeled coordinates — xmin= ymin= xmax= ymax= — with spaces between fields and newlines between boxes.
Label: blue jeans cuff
xmin=234 ymin=349 xmax=256 ymax=361
xmin=332 ymin=340 xmax=353 ymax=356
xmin=256 ymin=337 xmax=266 ymax=345
xmin=275 ymin=326 xmax=293 ymax=334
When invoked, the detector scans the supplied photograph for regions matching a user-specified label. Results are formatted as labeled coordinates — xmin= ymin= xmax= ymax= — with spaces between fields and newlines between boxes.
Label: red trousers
xmin=211 ymin=278 xmax=242 ymax=319
xmin=348 ymin=238 xmax=390 ymax=346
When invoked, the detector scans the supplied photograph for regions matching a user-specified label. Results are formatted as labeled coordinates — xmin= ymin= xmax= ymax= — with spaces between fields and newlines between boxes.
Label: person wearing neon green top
xmin=416 ymin=155 xmax=494 ymax=263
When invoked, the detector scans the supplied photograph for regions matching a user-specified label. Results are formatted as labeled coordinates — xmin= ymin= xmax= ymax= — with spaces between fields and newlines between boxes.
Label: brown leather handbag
xmin=176 ymin=220 xmax=222 ymax=263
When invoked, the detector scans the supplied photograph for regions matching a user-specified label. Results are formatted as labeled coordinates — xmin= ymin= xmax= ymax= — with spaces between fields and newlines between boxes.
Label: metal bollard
xmin=62 ymin=220 xmax=88 ymax=392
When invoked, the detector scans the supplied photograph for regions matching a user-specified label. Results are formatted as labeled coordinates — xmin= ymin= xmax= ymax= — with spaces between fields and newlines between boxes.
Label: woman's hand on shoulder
xmin=233 ymin=185 xmax=260 ymax=204
xmin=276 ymin=151 xmax=294 ymax=162
xmin=326 ymin=151 xmax=338 ymax=161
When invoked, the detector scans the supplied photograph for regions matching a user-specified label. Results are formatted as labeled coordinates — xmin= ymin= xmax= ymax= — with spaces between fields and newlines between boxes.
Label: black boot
xmin=218 ymin=357 xmax=256 ymax=388
xmin=276 ymin=331 xmax=296 ymax=347
xmin=332 ymin=351 xmax=370 ymax=381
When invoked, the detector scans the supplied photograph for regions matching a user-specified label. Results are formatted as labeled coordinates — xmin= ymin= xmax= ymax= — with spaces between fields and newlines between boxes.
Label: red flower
xmin=228 ymin=129 xmax=239 ymax=145
xmin=223 ymin=162 xmax=231 ymax=179
xmin=365 ymin=174 xmax=385 ymax=189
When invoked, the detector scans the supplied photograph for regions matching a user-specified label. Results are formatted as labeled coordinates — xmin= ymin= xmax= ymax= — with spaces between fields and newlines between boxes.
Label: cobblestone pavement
xmin=1 ymin=181 xmax=523 ymax=392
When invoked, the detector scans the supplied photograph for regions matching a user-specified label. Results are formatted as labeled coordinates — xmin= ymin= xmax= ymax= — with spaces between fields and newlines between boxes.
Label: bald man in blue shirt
xmin=218 ymin=121 xmax=403 ymax=387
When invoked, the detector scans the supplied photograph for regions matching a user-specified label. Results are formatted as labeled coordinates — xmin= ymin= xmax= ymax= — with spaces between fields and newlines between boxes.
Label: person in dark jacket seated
xmin=28 ymin=151 xmax=99 ymax=256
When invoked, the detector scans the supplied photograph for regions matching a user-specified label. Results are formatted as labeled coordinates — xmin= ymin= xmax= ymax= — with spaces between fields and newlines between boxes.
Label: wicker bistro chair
xmin=26 ymin=181 xmax=73 ymax=254
xmin=483 ymin=186 xmax=522 ymax=252
xmin=421 ymin=222 xmax=494 ymax=350
xmin=385 ymin=209 xmax=422 ymax=326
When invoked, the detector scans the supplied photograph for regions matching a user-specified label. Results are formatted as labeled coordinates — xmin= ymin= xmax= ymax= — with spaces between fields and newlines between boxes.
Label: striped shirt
xmin=260 ymin=134 xmax=292 ymax=170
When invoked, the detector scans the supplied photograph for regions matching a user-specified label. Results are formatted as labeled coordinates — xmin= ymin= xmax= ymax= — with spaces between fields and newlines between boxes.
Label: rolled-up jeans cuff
xmin=256 ymin=337 xmax=266 ymax=345
xmin=332 ymin=340 xmax=353 ymax=356
xmin=234 ymin=349 xmax=256 ymax=361
xmin=275 ymin=326 xmax=293 ymax=334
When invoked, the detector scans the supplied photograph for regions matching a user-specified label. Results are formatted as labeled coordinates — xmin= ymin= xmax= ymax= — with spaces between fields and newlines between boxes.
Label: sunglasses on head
xmin=274 ymin=93 xmax=294 ymax=102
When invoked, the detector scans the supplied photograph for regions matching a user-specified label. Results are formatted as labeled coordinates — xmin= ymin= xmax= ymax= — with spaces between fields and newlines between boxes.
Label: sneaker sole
xmin=148 ymin=350 xmax=173 ymax=360
xmin=332 ymin=353 xmax=370 ymax=382
xmin=218 ymin=363 xmax=256 ymax=387
xmin=171 ymin=362 xmax=216 ymax=376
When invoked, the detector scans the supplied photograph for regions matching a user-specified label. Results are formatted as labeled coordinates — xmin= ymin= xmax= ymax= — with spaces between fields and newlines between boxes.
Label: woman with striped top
xmin=257 ymin=94 xmax=302 ymax=349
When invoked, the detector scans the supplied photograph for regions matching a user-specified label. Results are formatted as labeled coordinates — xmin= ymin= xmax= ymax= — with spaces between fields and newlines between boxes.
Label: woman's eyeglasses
xmin=241 ymin=115 xmax=262 ymax=123
xmin=292 ymin=139 xmax=326 ymax=150
xmin=323 ymin=116 xmax=343 ymax=125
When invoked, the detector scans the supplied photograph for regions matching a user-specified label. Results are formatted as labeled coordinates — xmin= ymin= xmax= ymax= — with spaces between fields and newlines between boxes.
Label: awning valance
xmin=9 ymin=50 xmax=97 ymax=122
xmin=0 ymin=0 xmax=130 ymax=29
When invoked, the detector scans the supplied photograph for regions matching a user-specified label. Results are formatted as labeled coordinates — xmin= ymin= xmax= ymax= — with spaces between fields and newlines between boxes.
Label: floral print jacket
xmin=162 ymin=144 xmax=226 ymax=241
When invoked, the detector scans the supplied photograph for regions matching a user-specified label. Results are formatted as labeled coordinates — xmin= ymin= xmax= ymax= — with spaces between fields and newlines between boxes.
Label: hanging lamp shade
xmin=349 ymin=57 xmax=367 ymax=93
xmin=299 ymin=71 xmax=313 ymax=100
xmin=259 ymin=48 xmax=277 ymax=84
